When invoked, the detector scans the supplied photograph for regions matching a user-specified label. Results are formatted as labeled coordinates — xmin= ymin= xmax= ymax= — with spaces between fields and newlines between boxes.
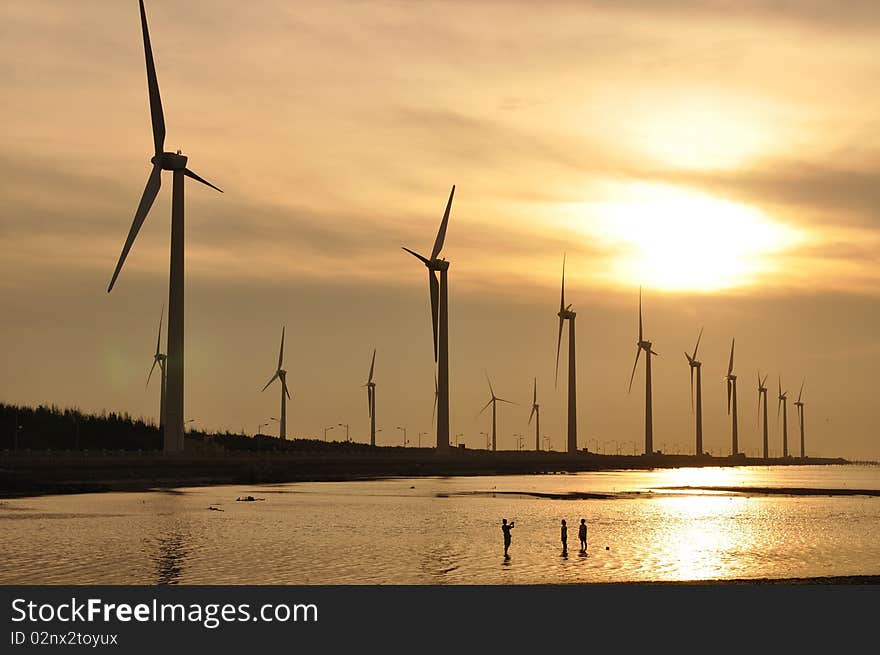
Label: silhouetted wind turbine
xmin=724 ymin=339 xmax=739 ymax=456
xmin=479 ymin=373 xmax=515 ymax=451
xmin=261 ymin=327 xmax=290 ymax=440
xmin=365 ymin=349 xmax=377 ymax=446
xmin=628 ymin=288 xmax=658 ymax=454
xmin=778 ymin=377 xmax=789 ymax=458
xmin=529 ymin=378 xmax=540 ymax=451
xmin=403 ymin=186 xmax=455 ymax=450
xmin=146 ymin=305 xmax=167 ymax=431
xmin=555 ymin=254 xmax=578 ymax=454
xmin=684 ymin=327 xmax=704 ymax=456
xmin=795 ymin=379 xmax=806 ymax=458
xmin=107 ymin=0 xmax=222 ymax=453
xmin=757 ymin=372 xmax=769 ymax=459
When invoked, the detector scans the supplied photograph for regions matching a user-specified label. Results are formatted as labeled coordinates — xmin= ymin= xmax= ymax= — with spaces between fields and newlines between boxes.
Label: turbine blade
xmin=430 ymin=185 xmax=455 ymax=261
xmin=139 ymin=0 xmax=165 ymax=155
xmin=528 ymin=405 xmax=536 ymax=424
xmin=690 ymin=362 xmax=694 ymax=413
xmin=727 ymin=338 xmax=735 ymax=376
xmin=638 ymin=286 xmax=643 ymax=342
xmin=627 ymin=347 xmax=642 ymax=393
xmin=183 ymin=168 xmax=223 ymax=193
xmin=282 ymin=377 xmax=291 ymax=400
xmin=727 ymin=379 xmax=732 ymax=415
xmin=559 ymin=253 xmax=566 ymax=313
xmin=278 ymin=326 xmax=285 ymax=370
xmin=555 ymin=315 xmax=564 ymax=387
xmin=146 ymin=357 xmax=158 ymax=389
xmin=532 ymin=377 xmax=537 ymax=406
xmin=367 ymin=386 xmax=372 ymax=418
xmin=432 ymin=380 xmax=438 ymax=426
xmin=478 ymin=398 xmax=493 ymax=415
xmin=497 ymin=398 xmax=517 ymax=405
xmin=155 ymin=303 xmax=165 ymax=356
xmin=429 ymin=270 xmax=439 ymax=362
xmin=692 ymin=327 xmax=704 ymax=360
xmin=261 ymin=371 xmax=279 ymax=392
xmin=402 ymin=247 xmax=431 ymax=266
xmin=485 ymin=371 xmax=495 ymax=399
xmin=107 ymin=164 xmax=162 ymax=292
xmin=368 ymin=348 xmax=376 ymax=383
xmin=798 ymin=379 xmax=805 ymax=403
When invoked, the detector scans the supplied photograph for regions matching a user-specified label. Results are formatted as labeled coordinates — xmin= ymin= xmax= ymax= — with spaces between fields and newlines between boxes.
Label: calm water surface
xmin=1 ymin=465 xmax=878 ymax=584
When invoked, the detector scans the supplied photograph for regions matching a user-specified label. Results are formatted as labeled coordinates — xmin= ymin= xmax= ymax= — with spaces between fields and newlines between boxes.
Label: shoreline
xmin=0 ymin=450 xmax=852 ymax=499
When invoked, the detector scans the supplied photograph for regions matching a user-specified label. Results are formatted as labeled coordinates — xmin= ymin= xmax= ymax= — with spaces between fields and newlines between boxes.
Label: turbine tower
xmin=684 ymin=327 xmax=704 ymax=456
xmin=107 ymin=0 xmax=222 ymax=453
xmin=778 ymin=378 xmax=789 ymax=458
xmin=628 ymin=288 xmax=658 ymax=455
xmin=403 ymin=186 xmax=455 ymax=450
xmin=757 ymin=372 xmax=769 ymax=459
xmin=146 ymin=305 xmax=167 ymax=431
xmin=724 ymin=338 xmax=738 ymax=456
xmin=261 ymin=327 xmax=291 ymax=440
xmin=795 ymin=380 xmax=806 ymax=458
xmin=554 ymin=255 xmax=578 ymax=454
xmin=529 ymin=378 xmax=540 ymax=451
xmin=479 ymin=373 xmax=515 ymax=452
xmin=365 ymin=349 xmax=377 ymax=446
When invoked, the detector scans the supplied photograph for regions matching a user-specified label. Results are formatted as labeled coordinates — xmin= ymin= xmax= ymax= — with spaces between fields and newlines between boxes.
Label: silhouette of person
xmin=560 ymin=519 xmax=568 ymax=554
xmin=501 ymin=518 xmax=515 ymax=557
xmin=578 ymin=518 xmax=588 ymax=552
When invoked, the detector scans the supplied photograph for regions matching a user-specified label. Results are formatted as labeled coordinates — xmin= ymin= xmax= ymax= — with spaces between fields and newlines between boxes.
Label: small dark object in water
xmin=208 ymin=506 xmax=224 ymax=512
xmin=236 ymin=495 xmax=257 ymax=502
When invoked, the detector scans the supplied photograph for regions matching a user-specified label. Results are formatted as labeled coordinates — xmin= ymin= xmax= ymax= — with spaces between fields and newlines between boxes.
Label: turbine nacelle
xmin=151 ymin=151 xmax=188 ymax=170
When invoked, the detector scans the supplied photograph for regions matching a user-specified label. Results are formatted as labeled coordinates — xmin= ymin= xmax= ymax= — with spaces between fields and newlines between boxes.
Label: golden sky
xmin=1 ymin=1 xmax=878 ymax=458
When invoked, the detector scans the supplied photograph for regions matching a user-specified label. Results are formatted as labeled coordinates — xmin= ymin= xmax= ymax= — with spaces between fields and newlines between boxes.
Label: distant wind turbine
xmin=146 ymin=305 xmax=167 ymax=431
xmin=778 ymin=377 xmax=789 ymax=458
xmin=261 ymin=327 xmax=291 ymax=440
xmin=403 ymin=186 xmax=455 ymax=450
xmin=724 ymin=339 xmax=739 ymax=456
xmin=795 ymin=380 xmax=806 ymax=458
xmin=479 ymin=372 xmax=515 ymax=452
xmin=757 ymin=372 xmax=769 ymax=459
xmin=684 ymin=327 xmax=704 ymax=456
xmin=554 ymin=254 xmax=578 ymax=454
xmin=107 ymin=0 xmax=222 ymax=453
xmin=529 ymin=378 xmax=540 ymax=451
xmin=628 ymin=288 xmax=658 ymax=455
xmin=365 ymin=349 xmax=377 ymax=446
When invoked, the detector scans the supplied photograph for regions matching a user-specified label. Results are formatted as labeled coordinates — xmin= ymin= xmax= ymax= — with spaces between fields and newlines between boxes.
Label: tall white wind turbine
xmin=365 ymin=349 xmax=377 ymax=446
xmin=146 ymin=305 xmax=167 ymax=431
xmin=757 ymin=372 xmax=769 ymax=459
xmin=403 ymin=186 xmax=455 ymax=450
xmin=778 ymin=377 xmax=789 ymax=458
xmin=479 ymin=373 xmax=515 ymax=452
xmin=684 ymin=327 xmax=704 ymax=456
xmin=628 ymin=288 xmax=658 ymax=455
xmin=724 ymin=339 xmax=739 ymax=456
xmin=261 ymin=327 xmax=291 ymax=439
xmin=529 ymin=378 xmax=540 ymax=451
xmin=555 ymin=255 xmax=578 ymax=454
xmin=107 ymin=0 xmax=222 ymax=453
xmin=795 ymin=380 xmax=806 ymax=458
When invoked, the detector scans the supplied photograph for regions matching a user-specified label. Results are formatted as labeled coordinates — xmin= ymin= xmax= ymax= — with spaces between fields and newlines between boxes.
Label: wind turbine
xmin=107 ymin=0 xmax=222 ymax=453
xmin=757 ymin=372 xmax=769 ymax=459
xmin=529 ymin=378 xmax=540 ymax=451
xmin=146 ymin=305 xmax=167 ymax=431
xmin=684 ymin=327 xmax=704 ymax=456
xmin=261 ymin=327 xmax=291 ymax=440
xmin=778 ymin=377 xmax=789 ymax=458
xmin=795 ymin=380 xmax=806 ymax=458
xmin=365 ymin=349 xmax=377 ymax=446
xmin=628 ymin=288 xmax=658 ymax=455
xmin=554 ymin=254 xmax=578 ymax=454
xmin=724 ymin=338 xmax=739 ymax=456
xmin=479 ymin=373 xmax=515 ymax=451
xmin=403 ymin=186 xmax=455 ymax=450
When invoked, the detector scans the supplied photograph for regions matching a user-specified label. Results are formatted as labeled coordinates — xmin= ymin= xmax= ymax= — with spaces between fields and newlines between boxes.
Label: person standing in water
xmin=560 ymin=519 xmax=568 ymax=555
xmin=501 ymin=518 xmax=515 ymax=557
xmin=578 ymin=518 xmax=588 ymax=552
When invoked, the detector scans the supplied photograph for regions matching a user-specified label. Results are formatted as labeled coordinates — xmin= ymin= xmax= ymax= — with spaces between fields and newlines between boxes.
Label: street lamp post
xmin=396 ymin=426 xmax=407 ymax=447
xmin=418 ymin=431 xmax=427 ymax=448
xmin=338 ymin=423 xmax=350 ymax=442
xmin=543 ymin=435 xmax=550 ymax=451
xmin=480 ymin=431 xmax=489 ymax=450
xmin=323 ymin=425 xmax=335 ymax=442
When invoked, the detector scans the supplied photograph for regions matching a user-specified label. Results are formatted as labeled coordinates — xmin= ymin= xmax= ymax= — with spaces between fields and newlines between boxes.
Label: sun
xmin=583 ymin=183 xmax=802 ymax=293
